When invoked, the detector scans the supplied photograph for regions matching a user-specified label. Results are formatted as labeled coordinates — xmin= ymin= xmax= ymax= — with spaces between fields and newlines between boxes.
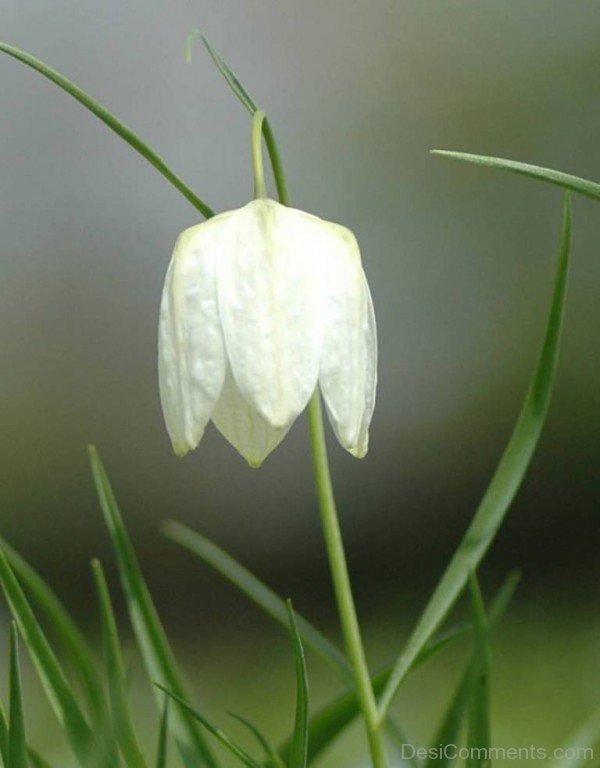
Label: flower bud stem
xmin=307 ymin=393 xmax=388 ymax=768
xmin=251 ymin=110 xmax=268 ymax=199
xmin=262 ymin=114 xmax=387 ymax=768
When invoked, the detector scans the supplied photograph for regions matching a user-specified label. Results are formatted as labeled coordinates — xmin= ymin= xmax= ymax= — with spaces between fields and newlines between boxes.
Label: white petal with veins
xmin=158 ymin=216 xmax=231 ymax=456
xmin=212 ymin=367 xmax=292 ymax=467
xmin=318 ymin=234 xmax=377 ymax=458
xmin=216 ymin=200 xmax=325 ymax=428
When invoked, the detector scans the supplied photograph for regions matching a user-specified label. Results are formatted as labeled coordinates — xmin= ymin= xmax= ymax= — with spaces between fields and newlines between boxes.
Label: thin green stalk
xmin=0 ymin=42 xmax=214 ymax=218
xmin=307 ymin=394 xmax=387 ymax=768
xmin=255 ymin=98 xmax=385 ymax=767
xmin=252 ymin=110 xmax=268 ymax=199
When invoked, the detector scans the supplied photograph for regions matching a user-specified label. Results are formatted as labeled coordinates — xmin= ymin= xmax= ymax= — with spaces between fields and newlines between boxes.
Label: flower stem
xmin=307 ymin=392 xmax=388 ymax=768
xmin=251 ymin=110 xmax=268 ymax=199
xmin=261 ymin=112 xmax=386 ymax=767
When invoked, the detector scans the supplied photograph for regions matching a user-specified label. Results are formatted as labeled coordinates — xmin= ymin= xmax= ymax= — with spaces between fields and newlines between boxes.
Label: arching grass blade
xmin=0 ymin=537 xmax=107 ymax=723
xmin=186 ymin=35 xmax=289 ymax=204
xmin=8 ymin=624 xmax=28 ymax=768
xmin=92 ymin=559 xmax=148 ymax=768
xmin=0 ymin=42 xmax=214 ymax=218
xmin=378 ymin=195 xmax=572 ymax=719
xmin=287 ymin=602 xmax=309 ymax=768
xmin=155 ymin=688 xmax=261 ymax=768
xmin=466 ymin=575 xmax=491 ymax=768
xmin=186 ymin=31 xmax=257 ymax=115
xmin=425 ymin=570 xmax=519 ymax=768
xmin=431 ymin=150 xmax=600 ymax=202
xmin=0 ymin=550 xmax=95 ymax=765
xmin=163 ymin=522 xmax=349 ymax=679
xmin=227 ymin=713 xmax=285 ymax=768
xmin=88 ymin=447 xmax=219 ymax=768
xmin=156 ymin=699 xmax=170 ymax=768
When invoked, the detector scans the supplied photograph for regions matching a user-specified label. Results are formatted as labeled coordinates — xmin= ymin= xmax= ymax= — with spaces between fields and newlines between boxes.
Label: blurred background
xmin=1 ymin=1 xmax=599 ymax=764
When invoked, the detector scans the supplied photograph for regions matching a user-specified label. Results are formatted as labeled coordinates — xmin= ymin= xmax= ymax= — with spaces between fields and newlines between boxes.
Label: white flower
xmin=158 ymin=198 xmax=377 ymax=467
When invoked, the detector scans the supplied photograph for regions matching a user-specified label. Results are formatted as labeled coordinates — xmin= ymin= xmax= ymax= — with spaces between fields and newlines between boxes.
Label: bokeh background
xmin=1 ymin=1 xmax=599 ymax=764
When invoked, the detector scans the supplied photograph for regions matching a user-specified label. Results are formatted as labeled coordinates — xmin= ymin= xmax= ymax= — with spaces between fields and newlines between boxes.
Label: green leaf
xmin=0 ymin=42 xmax=214 ymax=218
xmin=155 ymin=687 xmax=261 ymax=768
xmin=0 ymin=537 xmax=107 ymax=723
xmin=379 ymin=195 xmax=572 ymax=718
xmin=547 ymin=706 xmax=600 ymax=768
xmin=431 ymin=150 xmax=600 ymax=202
xmin=286 ymin=602 xmax=309 ymax=768
xmin=155 ymin=700 xmax=170 ymax=768
xmin=166 ymin=522 xmax=468 ymax=765
xmin=466 ymin=575 xmax=491 ymax=768
xmin=88 ymin=446 xmax=219 ymax=768
xmin=0 ymin=700 xmax=8 ymax=767
xmin=187 ymin=35 xmax=290 ymax=205
xmin=27 ymin=751 xmax=54 ymax=768
xmin=187 ymin=31 xmax=258 ymax=115
xmin=0 ymin=692 xmax=54 ymax=768
xmin=8 ymin=624 xmax=28 ymax=768
xmin=0 ymin=549 xmax=94 ymax=765
xmin=227 ymin=713 xmax=285 ymax=768
xmin=164 ymin=522 xmax=349 ymax=679
xmin=424 ymin=571 xmax=520 ymax=768
xmin=92 ymin=559 xmax=148 ymax=768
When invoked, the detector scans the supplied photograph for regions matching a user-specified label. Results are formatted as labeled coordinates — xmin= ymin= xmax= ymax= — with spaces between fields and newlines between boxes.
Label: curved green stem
xmin=260 ymin=104 xmax=386 ymax=767
xmin=0 ymin=42 xmax=214 ymax=218
xmin=251 ymin=110 xmax=268 ymax=199
xmin=306 ymin=394 xmax=387 ymax=768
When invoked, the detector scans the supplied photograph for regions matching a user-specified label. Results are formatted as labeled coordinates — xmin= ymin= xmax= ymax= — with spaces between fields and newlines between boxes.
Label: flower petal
xmin=211 ymin=367 xmax=292 ymax=467
xmin=319 ymin=244 xmax=377 ymax=458
xmin=158 ymin=217 xmax=231 ymax=456
xmin=216 ymin=200 xmax=326 ymax=428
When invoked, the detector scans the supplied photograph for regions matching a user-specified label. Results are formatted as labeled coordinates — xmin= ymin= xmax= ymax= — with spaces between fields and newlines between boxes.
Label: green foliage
xmin=88 ymin=446 xmax=219 ymax=768
xmin=0 ymin=25 xmax=593 ymax=768
xmin=8 ymin=625 xmax=28 ymax=768
xmin=432 ymin=150 xmax=600 ymax=201
xmin=0 ymin=42 xmax=214 ymax=218
xmin=378 ymin=194 xmax=573 ymax=718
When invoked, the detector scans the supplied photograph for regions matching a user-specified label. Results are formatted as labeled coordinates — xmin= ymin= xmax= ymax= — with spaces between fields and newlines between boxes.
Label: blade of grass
xmin=187 ymin=34 xmax=289 ymax=204
xmin=0 ymin=536 xmax=107 ymax=723
xmin=286 ymin=602 xmax=309 ymax=768
xmin=163 ymin=522 xmax=349 ymax=678
xmin=0 ymin=694 xmax=55 ymax=768
xmin=228 ymin=713 xmax=285 ymax=768
xmin=547 ymin=706 xmax=600 ymax=768
xmin=295 ymin=571 xmax=519 ymax=767
xmin=0 ymin=700 xmax=8 ymax=766
xmin=156 ymin=700 xmax=170 ymax=768
xmin=155 ymin=687 xmax=261 ymax=768
xmin=424 ymin=571 xmax=519 ymax=768
xmin=187 ymin=31 xmax=257 ymax=114
xmin=166 ymin=522 xmax=468 ymax=766
xmin=379 ymin=195 xmax=572 ymax=719
xmin=88 ymin=446 xmax=219 ymax=768
xmin=0 ymin=42 xmax=213 ymax=218
xmin=431 ymin=150 xmax=600 ymax=202
xmin=0 ymin=549 xmax=94 ymax=765
xmin=465 ymin=575 xmax=491 ymax=768
xmin=28 ymin=751 xmax=55 ymax=768
xmin=8 ymin=624 xmax=28 ymax=768
xmin=92 ymin=559 xmax=148 ymax=768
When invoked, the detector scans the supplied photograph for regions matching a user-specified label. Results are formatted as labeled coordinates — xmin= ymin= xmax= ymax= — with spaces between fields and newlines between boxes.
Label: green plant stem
xmin=252 ymin=110 xmax=268 ymax=199
xmin=261 ymin=108 xmax=386 ymax=768
xmin=306 ymin=394 xmax=387 ymax=768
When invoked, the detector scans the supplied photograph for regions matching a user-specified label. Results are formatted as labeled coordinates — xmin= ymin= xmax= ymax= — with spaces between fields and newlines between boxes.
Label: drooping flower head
xmin=159 ymin=198 xmax=377 ymax=466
